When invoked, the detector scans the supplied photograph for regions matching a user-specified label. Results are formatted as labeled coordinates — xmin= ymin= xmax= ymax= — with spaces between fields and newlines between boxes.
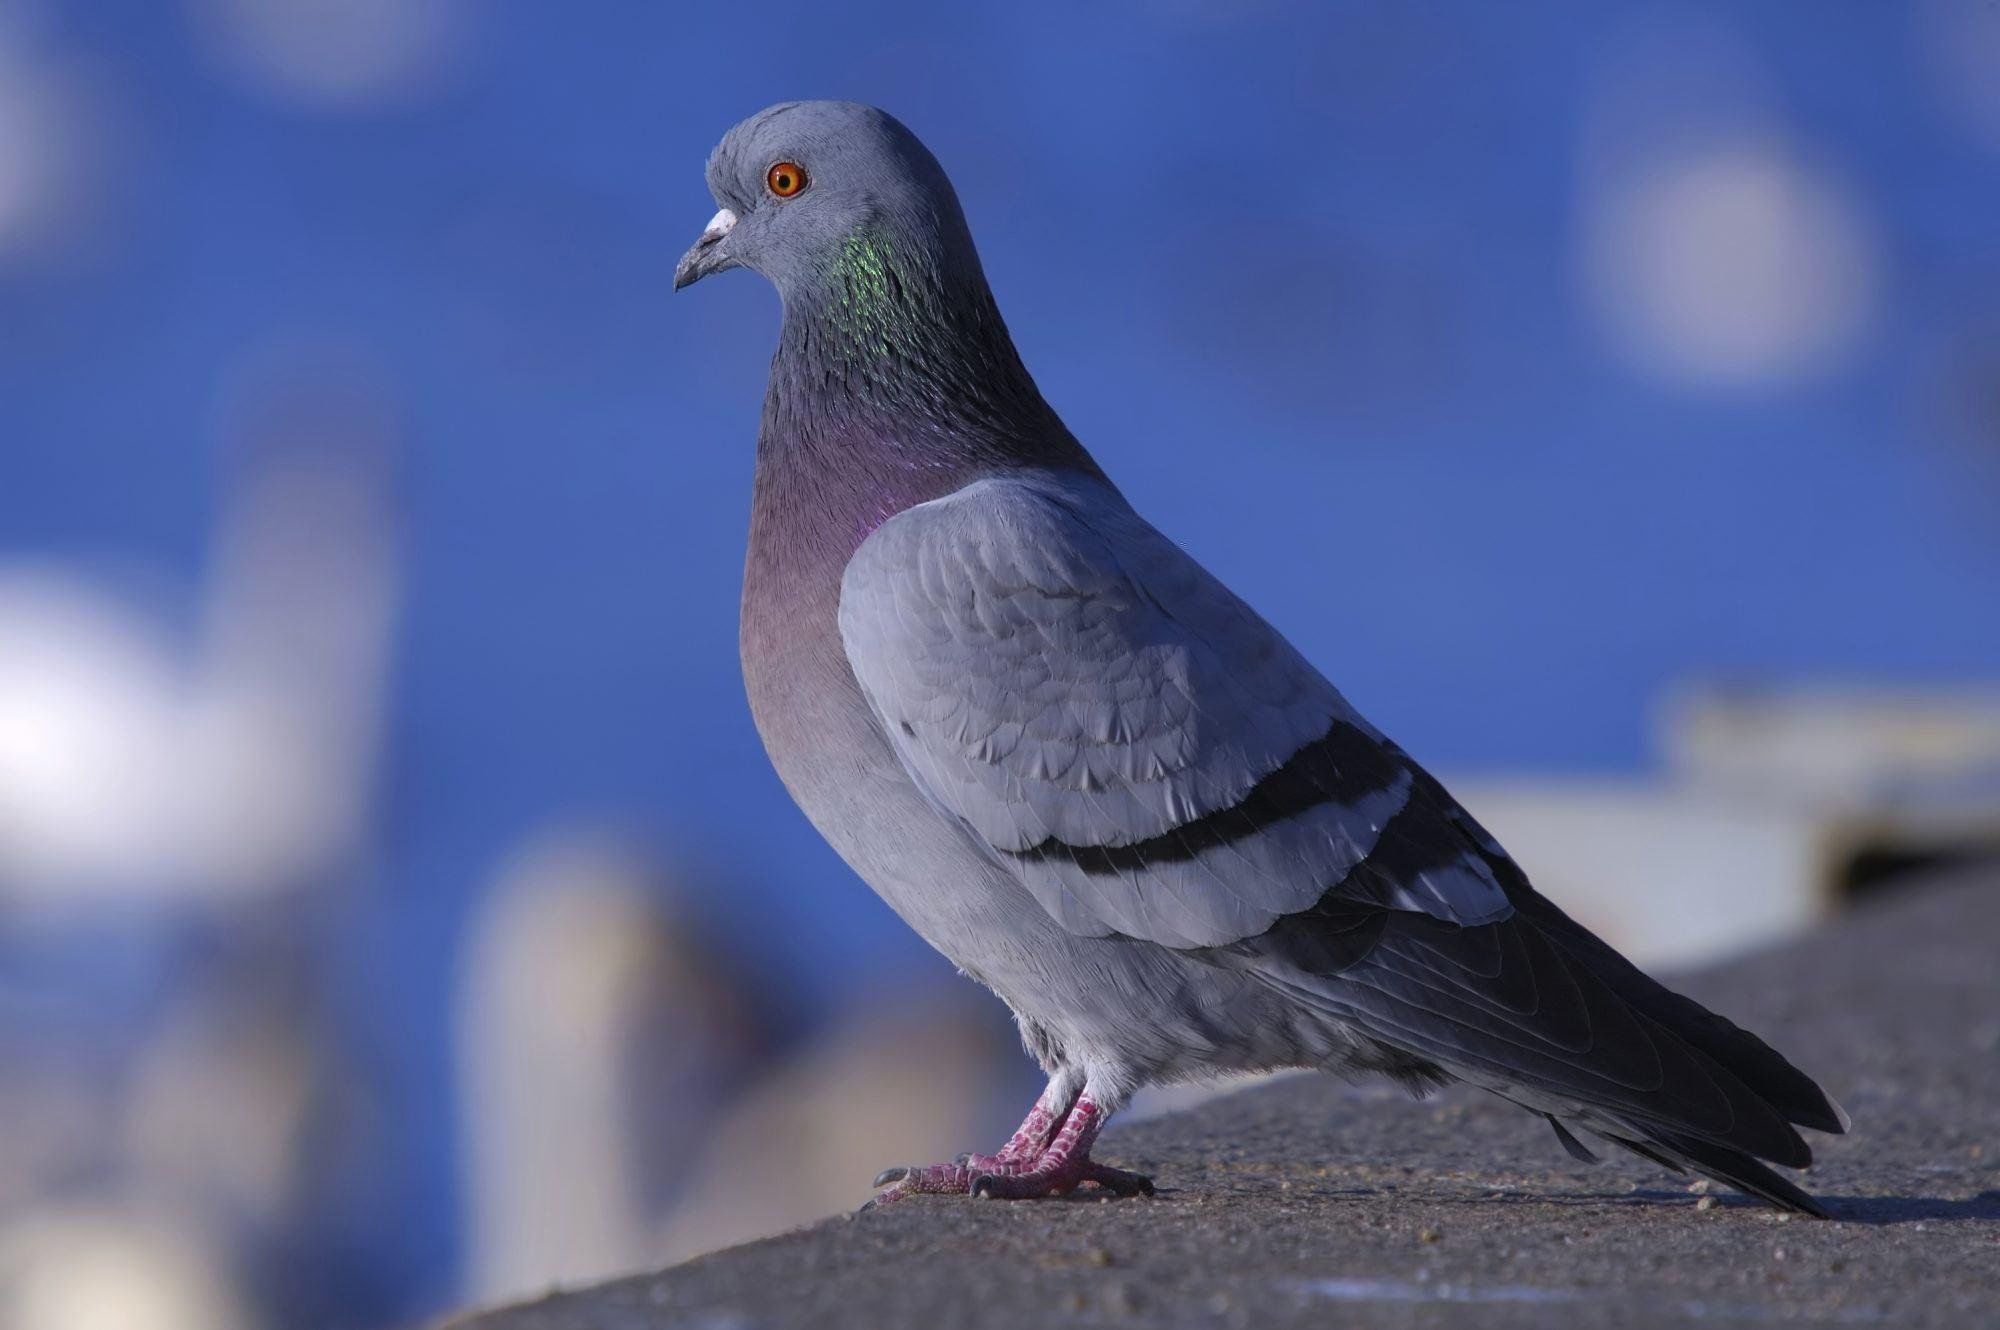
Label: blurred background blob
xmin=1 ymin=2 xmax=1998 ymax=1327
xmin=1574 ymin=15 xmax=1882 ymax=390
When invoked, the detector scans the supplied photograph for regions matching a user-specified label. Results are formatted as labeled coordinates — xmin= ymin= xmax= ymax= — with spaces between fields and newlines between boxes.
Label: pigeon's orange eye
xmin=766 ymin=161 xmax=807 ymax=198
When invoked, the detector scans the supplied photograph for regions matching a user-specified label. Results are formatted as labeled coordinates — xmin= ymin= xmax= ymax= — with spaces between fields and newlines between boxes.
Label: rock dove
xmin=674 ymin=101 xmax=1849 ymax=1214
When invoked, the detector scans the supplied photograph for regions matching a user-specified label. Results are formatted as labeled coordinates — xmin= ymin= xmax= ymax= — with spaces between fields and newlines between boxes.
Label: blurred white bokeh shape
xmin=186 ymin=0 xmax=469 ymax=112
xmin=1583 ymin=141 xmax=1880 ymax=388
xmin=1576 ymin=16 xmax=1882 ymax=389
xmin=457 ymin=831 xmax=763 ymax=1302
xmin=0 ymin=1206 xmax=251 ymax=1330
xmin=0 ymin=338 xmax=398 ymax=906
xmin=0 ymin=572 xmax=184 ymax=897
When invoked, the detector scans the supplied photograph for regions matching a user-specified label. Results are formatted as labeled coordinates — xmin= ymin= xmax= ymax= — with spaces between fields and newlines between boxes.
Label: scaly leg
xmin=872 ymin=1072 xmax=1077 ymax=1190
xmin=867 ymin=1079 xmax=1152 ymax=1204
xmin=956 ymin=1071 xmax=1080 ymax=1174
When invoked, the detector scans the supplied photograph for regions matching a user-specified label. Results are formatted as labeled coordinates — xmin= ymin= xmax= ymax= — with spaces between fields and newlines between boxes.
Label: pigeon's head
xmin=673 ymin=101 xmax=976 ymax=297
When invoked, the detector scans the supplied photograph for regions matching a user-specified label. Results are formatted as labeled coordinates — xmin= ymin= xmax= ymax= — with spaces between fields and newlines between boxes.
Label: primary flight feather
xmin=674 ymin=100 xmax=1848 ymax=1213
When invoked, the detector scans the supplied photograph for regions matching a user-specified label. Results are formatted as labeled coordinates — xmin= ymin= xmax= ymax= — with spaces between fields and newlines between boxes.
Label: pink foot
xmin=951 ymin=1151 xmax=1016 ymax=1175
xmin=865 ymin=1089 xmax=1153 ymax=1206
xmin=951 ymin=1131 xmax=1054 ymax=1175
xmin=868 ymin=1155 xmax=1153 ymax=1202
xmin=876 ymin=1078 xmax=1073 ymax=1187
xmin=867 ymin=1160 xmax=981 ymax=1197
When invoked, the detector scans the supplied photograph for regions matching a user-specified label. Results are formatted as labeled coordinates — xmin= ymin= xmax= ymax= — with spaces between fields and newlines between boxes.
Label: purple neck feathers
xmin=747 ymin=226 xmax=1101 ymax=576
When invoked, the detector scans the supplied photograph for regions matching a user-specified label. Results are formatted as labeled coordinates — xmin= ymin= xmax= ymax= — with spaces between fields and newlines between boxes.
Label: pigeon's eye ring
xmin=766 ymin=161 xmax=808 ymax=198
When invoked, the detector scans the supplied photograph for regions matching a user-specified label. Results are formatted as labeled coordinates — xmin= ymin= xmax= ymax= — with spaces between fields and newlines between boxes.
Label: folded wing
xmin=836 ymin=473 xmax=1512 ymax=948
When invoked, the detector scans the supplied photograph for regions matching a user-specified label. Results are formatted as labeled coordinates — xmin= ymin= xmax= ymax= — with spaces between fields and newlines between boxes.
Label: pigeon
xmin=673 ymin=100 xmax=1849 ymax=1213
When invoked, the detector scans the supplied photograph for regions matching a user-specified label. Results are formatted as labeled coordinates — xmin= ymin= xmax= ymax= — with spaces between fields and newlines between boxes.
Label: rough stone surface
xmin=445 ymin=871 xmax=2000 ymax=1329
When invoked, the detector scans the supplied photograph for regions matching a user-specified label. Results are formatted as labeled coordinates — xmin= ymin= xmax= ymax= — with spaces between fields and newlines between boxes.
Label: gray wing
xmin=838 ymin=473 xmax=1847 ymax=1212
xmin=836 ymin=473 xmax=1511 ymax=949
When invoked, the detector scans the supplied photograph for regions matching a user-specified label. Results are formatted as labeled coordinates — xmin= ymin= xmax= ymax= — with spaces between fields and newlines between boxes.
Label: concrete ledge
xmin=446 ymin=871 xmax=2000 ymax=1329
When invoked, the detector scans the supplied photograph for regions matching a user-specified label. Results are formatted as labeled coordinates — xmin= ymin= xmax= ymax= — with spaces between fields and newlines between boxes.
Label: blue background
xmin=3 ymin=2 xmax=1996 ymax=1324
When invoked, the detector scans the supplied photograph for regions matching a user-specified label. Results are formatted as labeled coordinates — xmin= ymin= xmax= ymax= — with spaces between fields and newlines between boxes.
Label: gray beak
xmin=674 ymin=207 xmax=740 ymax=291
